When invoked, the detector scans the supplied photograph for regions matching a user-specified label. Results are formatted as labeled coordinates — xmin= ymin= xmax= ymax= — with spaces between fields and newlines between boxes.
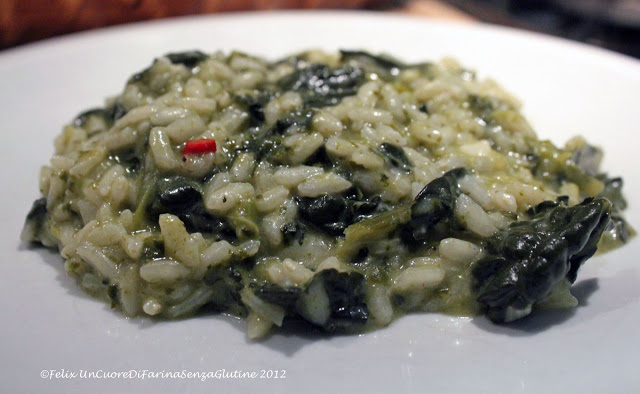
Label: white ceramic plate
xmin=2 ymin=11 xmax=639 ymax=393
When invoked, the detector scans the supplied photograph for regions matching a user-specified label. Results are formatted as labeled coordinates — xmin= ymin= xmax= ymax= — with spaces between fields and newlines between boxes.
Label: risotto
xmin=22 ymin=50 xmax=633 ymax=338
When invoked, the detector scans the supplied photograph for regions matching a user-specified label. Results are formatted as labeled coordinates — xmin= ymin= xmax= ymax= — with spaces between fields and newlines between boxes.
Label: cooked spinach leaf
xmin=149 ymin=176 xmax=236 ymax=239
xmin=21 ymin=198 xmax=48 ymax=244
xmin=106 ymin=101 xmax=127 ymax=122
xmin=241 ymin=109 xmax=314 ymax=162
xmin=468 ymin=94 xmax=496 ymax=123
xmin=234 ymin=92 xmax=274 ymax=127
xmin=278 ymin=64 xmax=365 ymax=107
xmin=379 ymin=143 xmax=412 ymax=173
xmin=472 ymin=197 xmax=611 ymax=323
xmin=141 ymin=236 xmax=164 ymax=260
xmin=303 ymin=145 xmax=333 ymax=168
xmin=73 ymin=101 xmax=127 ymax=128
xmin=25 ymin=198 xmax=47 ymax=223
xmin=598 ymin=175 xmax=627 ymax=210
xmin=281 ymin=222 xmax=306 ymax=246
xmin=107 ymin=284 xmax=119 ymax=307
xmin=298 ymin=195 xmax=353 ymax=236
xmin=571 ymin=143 xmax=602 ymax=175
xmin=165 ymin=50 xmax=208 ymax=67
xmin=110 ymin=148 xmax=141 ymax=174
xmin=297 ymin=193 xmax=383 ymax=237
xmin=406 ymin=168 xmax=467 ymax=241
xmin=296 ymin=269 xmax=369 ymax=331
xmin=596 ymin=175 xmax=635 ymax=250
xmin=203 ymin=265 xmax=244 ymax=313
xmin=73 ymin=108 xmax=106 ymax=127
xmin=251 ymin=283 xmax=302 ymax=312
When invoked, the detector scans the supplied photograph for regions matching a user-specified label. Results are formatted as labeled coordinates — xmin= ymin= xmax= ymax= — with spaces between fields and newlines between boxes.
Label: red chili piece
xmin=182 ymin=139 xmax=217 ymax=155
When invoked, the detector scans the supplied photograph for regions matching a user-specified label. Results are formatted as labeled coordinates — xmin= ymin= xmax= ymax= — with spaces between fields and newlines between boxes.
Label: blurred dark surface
xmin=0 ymin=0 xmax=376 ymax=49
xmin=441 ymin=0 xmax=640 ymax=58
xmin=1 ymin=0 xmax=639 ymax=59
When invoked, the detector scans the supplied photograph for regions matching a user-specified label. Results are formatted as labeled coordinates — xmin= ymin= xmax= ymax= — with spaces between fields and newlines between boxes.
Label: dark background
xmin=1 ymin=0 xmax=639 ymax=58
xmin=445 ymin=0 xmax=640 ymax=59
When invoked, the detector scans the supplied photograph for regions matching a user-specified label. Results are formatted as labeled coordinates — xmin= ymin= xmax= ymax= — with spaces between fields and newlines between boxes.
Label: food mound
xmin=22 ymin=50 xmax=633 ymax=338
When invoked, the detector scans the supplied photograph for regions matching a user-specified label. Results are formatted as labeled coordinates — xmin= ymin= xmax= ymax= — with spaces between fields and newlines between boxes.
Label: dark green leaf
xmin=297 ymin=269 xmax=369 ymax=331
xmin=107 ymin=284 xmax=119 ymax=307
xmin=340 ymin=50 xmax=406 ymax=70
xmin=298 ymin=195 xmax=353 ymax=236
xmin=250 ymin=283 xmax=302 ymax=311
xmin=110 ymin=148 xmax=141 ymax=174
xmin=571 ymin=143 xmax=602 ymax=175
xmin=73 ymin=108 xmax=106 ymax=127
xmin=106 ymin=102 xmax=127 ymax=122
xmin=406 ymin=168 xmax=467 ymax=241
xmin=303 ymin=145 xmax=333 ymax=168
xmin=379 ymin=143 xmax=412 ymax=173
xmin=281 ymin=222 xmax=306 ymax=246
xmin=165 ymin=51 xmax=208 ymax=67
xmin=468 ymin=94 xmax=495 ymax=123
xmin=22 ymin=198 xmax=48 ymax=244
xmin=73 ymin=101 xmax=127 ymax=128
xmin=203 ymin=265 xmax=243 ymax=313
xmin=598 ymin=175 xmax=627 ymax=210
xmin=234 ymin=92 xmax=275 ymax=127
xmin=148 ymin=176 xmax=236 ymax=239
xmin=278 ymin=64 xmax=365 ymax=107
xmin=472 ymin=197 xmax=612 ymax=323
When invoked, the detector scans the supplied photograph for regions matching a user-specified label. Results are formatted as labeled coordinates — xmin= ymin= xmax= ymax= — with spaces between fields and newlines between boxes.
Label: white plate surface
xmin=1 ymin=11 xmax=639 ymax=393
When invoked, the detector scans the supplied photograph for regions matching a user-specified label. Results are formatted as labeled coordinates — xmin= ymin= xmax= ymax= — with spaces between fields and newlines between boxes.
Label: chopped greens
xmin=165 ymin=50 xmax=209 ymax=67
